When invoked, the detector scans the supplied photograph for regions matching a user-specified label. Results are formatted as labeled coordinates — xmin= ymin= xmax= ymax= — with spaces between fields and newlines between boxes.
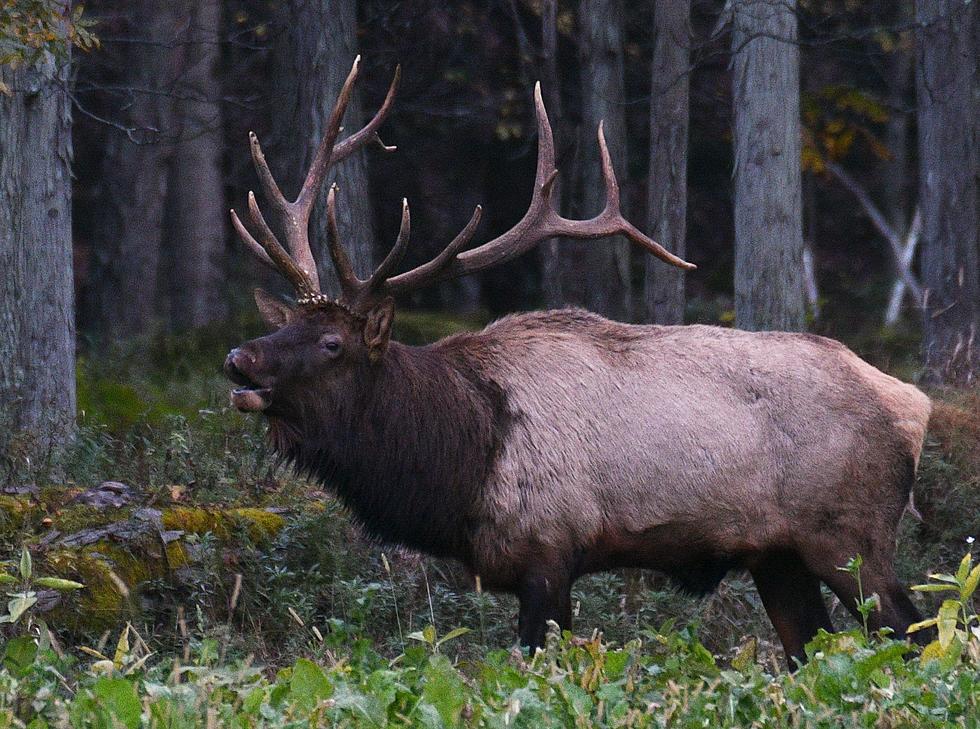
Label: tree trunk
xmin=83 ymin=2 xmax=173 ymax=339
xmin=644 ymin=0 xmax=690 ymax=324
xmin=881 ymin=2 xmax=915 ymax=326
xmin=915 ymin=0 xmax=979 ymax=385
xmin=539 ymin=0 xmax=566 ymax=310
xmin=165 ymin=0 xmax=227 ymax=330
xmin=0 ymin=58 xmax=76 ymax=448
xmin=273 ymin=0 xmax=375 ymax=296
xmin=557 ymin=0 xmax=629 ymax=320
xmin=731 ymin=0 xmax=805 ymax=331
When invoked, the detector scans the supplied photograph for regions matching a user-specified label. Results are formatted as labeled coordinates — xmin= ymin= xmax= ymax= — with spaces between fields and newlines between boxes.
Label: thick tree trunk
xmin=165 ymin=0 xmax=227 ymax=330
xmin=557 ymin=0 xmax=629 ymax=320
xmin=274 ymin=0 xmax=375 ymax=296
xmin=731 ymin=0 xmax=805 ymax=331
xmin=916 ymin=0 xmax=979 ymax=385
xmin=0 ymin=58 xmax=76 ymax=448
xmin=644 ymin=0 xmax=690 ymax=324
xmin=83 ymin=2 xmax=173 ymax=339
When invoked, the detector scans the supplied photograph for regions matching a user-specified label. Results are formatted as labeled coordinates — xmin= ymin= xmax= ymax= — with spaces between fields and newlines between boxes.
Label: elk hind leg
xmin=750 ymin=551 xmax=834 ymax=667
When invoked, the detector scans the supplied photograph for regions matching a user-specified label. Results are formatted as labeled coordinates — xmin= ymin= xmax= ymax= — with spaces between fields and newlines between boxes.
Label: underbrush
xmin=0 ymin=315 xmax=978 ymax=726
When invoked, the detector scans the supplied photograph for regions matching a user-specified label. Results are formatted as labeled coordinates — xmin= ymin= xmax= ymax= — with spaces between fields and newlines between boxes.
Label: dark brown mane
xmin=272 ymin=340 xmax=514 ymax=561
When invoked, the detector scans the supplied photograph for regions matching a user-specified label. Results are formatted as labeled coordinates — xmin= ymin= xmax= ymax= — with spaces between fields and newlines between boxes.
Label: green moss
xmin=229 ymin=508 xmax=285 ymax=541
xmin=51 ymin=503 xmax=132 ymax=534
xmin=162 ymin=507 xmax=285 ymax=543
xmin=0 ymin=495 xmax=30 ymax=536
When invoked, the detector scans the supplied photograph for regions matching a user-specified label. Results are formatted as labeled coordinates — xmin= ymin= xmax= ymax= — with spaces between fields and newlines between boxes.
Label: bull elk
xmin=224 ymin=58 xmax=931 ymax=665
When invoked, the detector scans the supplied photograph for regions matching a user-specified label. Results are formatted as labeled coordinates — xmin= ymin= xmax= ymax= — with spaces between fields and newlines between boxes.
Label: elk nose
xmin=224 ymin=347 xmax=255 ymax=379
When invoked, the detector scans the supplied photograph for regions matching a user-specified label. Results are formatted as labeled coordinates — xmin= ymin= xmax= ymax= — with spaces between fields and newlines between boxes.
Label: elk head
xmin=224 ymin=57 xmax=694 ymax=416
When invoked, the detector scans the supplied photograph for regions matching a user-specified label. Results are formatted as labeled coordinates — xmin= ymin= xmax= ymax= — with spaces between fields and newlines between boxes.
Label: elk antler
xmin=375 ymin=82 xmax=695 ymax=299
xmin=233 ymin=60 xmax=694 ymax=312
xmin=230 ymin=56 xmax=400 ymax=303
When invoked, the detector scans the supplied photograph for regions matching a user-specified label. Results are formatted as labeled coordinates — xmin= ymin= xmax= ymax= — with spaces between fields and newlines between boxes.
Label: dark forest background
xmin=63 ymin=0 xmax=964 ymax=338
xmin=2 ymin=0 xmax=977 ymax=450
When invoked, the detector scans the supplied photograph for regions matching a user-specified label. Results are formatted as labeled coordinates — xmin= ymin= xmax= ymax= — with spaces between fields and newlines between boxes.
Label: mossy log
xmin=1 ymin=482 xmax=287 ymax=631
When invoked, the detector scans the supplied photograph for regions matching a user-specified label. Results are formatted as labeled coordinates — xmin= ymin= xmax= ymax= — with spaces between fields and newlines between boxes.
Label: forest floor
xmin=1 ymin=311 xmax=978 ymax=726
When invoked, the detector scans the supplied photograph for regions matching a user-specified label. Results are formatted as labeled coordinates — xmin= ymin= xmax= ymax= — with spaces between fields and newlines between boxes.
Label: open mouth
xmin=230 ymin=385 xmax=272 ymax=412
xmin=225 ymin=357 xmax=273 ymax=413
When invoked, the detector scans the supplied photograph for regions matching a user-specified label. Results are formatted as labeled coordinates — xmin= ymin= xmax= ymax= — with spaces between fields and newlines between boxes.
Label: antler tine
xmin=243 ymin=191 xmax=319 ymax=295
xmin=248 ymin=132 xmax=290 ymax=220
xmin=382 ymin=205 xmax=483 ymax=295
xmin=229 ymin=208 xmax=276 ymax=271
xmin=331 ymin=65 xmax=401 ymax=165
xmin=325 ymin=185 xmax=361 ymax=300
xmin=561 ymin=122 xmax=696 ymax=270
xmin=297 ymin=57 xmax=361 ymax=213
xmin=531 ymin=82 xmax=559 ymax=195
xmin=366 ymin=198 xmax=412 ymax=290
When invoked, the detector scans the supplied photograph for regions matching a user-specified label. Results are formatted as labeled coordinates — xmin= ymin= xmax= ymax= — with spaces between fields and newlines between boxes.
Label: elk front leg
xmin=517 ymin=570 xmax=572 ymax=651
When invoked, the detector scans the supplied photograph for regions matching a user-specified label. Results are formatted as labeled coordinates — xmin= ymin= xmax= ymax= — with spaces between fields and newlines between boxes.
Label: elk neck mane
xmin=267 ymin=335 xmax=515 ymax=562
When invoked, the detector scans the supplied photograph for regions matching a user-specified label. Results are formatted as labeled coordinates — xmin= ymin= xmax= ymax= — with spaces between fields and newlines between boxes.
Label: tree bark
xmin=165 ymin=0 xmax=227 ymax=330
xmin=731 ymin=0 xmax=805 ymax=331
xmin=915 ymin=0 xmax=979 ymax=385
xmin=83 ymin=2 xmax=173 ymax=339
xmin=644 ymin=0 xmax=690 ymax=324
xmin=556 ymin=0 xmax=629 ymax=320
xmin=0 ymin=57 xmax=76 ymax=448
xmin=273 ymin=0 xmax=375 ymax=296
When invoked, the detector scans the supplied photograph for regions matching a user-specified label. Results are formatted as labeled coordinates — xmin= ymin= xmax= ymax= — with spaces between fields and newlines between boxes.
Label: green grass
xmin=1 ymin=313 xmax=979 ymax=726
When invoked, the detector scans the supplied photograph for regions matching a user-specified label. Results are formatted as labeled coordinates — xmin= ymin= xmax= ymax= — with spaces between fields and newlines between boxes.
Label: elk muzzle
xmin=224 ymin=347 xmax=273 ymax=412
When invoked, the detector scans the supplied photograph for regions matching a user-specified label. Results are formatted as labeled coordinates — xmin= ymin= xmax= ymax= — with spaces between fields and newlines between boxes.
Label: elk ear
xmin=363 ymin=297 xmax=395 ymax=362
xmin=254 ymin=288 xmax=294 ymax=330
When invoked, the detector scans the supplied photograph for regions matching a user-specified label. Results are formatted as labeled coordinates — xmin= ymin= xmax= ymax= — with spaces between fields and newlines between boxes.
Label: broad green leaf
xmin=937 ymin=600 xmax=960 ymax=648
xmin=19 ymin=548 xmax=31 ymax=581
xmin=907 ymin=617 xmax=939 ymax=633
xmin=911 ymin=584 xmax=960 ymax=592
xmin=956 ymin=553 xmax=973 ymax=584
xmin=560 ymin=682 xmax=593 ymax=717
xmin=6 ymin=593 xmax=37 ymax=623
xmin=34 ymin=577 xmax=84 ymax=591
xmin=926 ymin=573 xmax=959 ymax=584
xmin=288 ymin=658 xmax=332 ymax=712
xmin=92 ymin=677 xmax=141 ymax=729
xmin=422 ymin=654 xmax=466 ymax=727
xmin=0 ymin=574 xmax=16 ymax=585
xmin=3 ymin=635 xmax=37 ymax=676
xmin=423 ymin=625 xmax=437 ymax=645
xmin=436 ymin=627 xmax=471 ymax=646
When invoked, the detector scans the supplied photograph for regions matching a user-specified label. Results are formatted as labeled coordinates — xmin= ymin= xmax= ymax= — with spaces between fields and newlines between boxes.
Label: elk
xmin=224 ymin=58 xmax=932 ymax=664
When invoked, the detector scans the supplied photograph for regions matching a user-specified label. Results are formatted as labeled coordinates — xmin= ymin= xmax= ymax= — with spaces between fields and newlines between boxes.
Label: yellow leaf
xmin=963 ymin=563 xmax=980 ymax=600
xmin=920 ymin=639 xmax=945 ymax=665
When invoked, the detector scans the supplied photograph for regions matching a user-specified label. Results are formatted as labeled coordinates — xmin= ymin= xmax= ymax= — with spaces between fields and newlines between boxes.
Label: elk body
xmin=224 ymin=59 xmax=931 ymax=665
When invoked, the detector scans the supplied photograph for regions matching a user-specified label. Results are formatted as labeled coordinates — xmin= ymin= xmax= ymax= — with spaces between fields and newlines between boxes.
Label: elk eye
xmin=320 ymin=336 xmax=342 ymax=356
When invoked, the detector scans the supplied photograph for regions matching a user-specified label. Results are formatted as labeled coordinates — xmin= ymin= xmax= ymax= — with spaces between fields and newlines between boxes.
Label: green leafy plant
xmin=908 ymin=543 xmax=980 ymax=665
xmin=406 ymin=624 xmax=470 ymax=655
xmin=836 ymin=554 xmax=880 ymax=639
xmin=0 ymin=546 xmax=83 ymax=626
